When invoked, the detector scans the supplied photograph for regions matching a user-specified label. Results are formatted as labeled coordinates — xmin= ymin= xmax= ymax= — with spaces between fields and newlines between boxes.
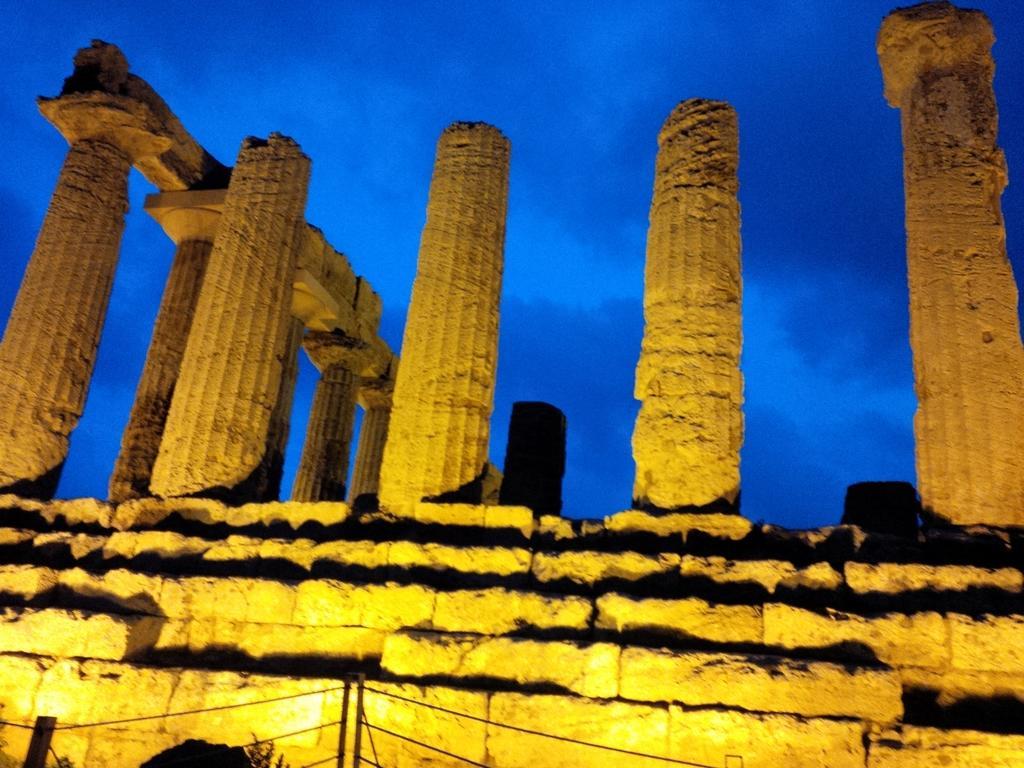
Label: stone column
xmin=879 ymin=4 xmax=1024 ymax=526
xmin=108 ymin=192 xmax=223 ymax=502
xmin=151 ymin=134 xmax=311 ymax=501
xmin=0 ymin=138 xmax=133 ymax=497
xmin=292 ymin=364 xmax=359 ymax=503
xmin=631 ymin=99 xmax=743 ymax=511
xmin=347 ymin=379 xmax=394 ymax=508
xmin=379 ymin=123 xmax=510 ymax=511
xmin=499 ymin=401 xmax=566 ymax=516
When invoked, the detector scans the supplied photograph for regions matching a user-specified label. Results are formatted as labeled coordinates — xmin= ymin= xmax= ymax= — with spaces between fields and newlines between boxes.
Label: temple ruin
xmin=0 ymin=2 xmax=1022 ymax=766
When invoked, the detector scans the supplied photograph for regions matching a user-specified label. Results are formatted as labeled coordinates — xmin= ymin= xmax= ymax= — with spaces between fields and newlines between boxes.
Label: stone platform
xmin=0 ymin=496 xmax=1022 ymax=766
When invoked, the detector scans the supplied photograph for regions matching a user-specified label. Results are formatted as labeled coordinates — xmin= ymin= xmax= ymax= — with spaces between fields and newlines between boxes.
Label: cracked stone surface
xmin=632 ymin=98 xmax=743 ymax=510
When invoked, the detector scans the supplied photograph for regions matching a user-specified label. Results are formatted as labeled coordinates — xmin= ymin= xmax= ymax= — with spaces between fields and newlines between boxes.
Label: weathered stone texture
xmin=151 ymin=135 xmax=310 ymax=498
xmin=620 ymin=646 xmax=902 ymax=721
xmin=845 ymin=561 xmax=1022 ymax=594
xmin=382 ymin=632 xmax=620 ymax=698
xmin=348 ymin=378 xmax=393 ymax=505
xmin=292 ymin=364 xmax=358 ymax=501
xmin=879 ymin=3 xmax=1024 ymax=525
xmin=764 ymin=603 xmax=949 ymax=668
xmin=0 ymin=140 xmax=130 ymax=497
xmin=632 ymin=99 xmax=743 ymax=510
xmin=669 ymin=707 xmax=867 ymax=768
xmin=379 ymin=122 xmax=510 ymax=510
xmin=596 ymin=593 xmax=763 ymax=644
xmin=110 ymin=233 xmax=215 ymax=502
xmin=868 ymin=726 xmax=1024 ymax=768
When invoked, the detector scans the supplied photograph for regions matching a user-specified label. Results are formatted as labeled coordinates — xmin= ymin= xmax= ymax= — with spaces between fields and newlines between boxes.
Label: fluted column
xmin=109 ymin=193 xmax=222 ymax=501
xmin=879 ymin=3 xmax=1024 ymax=526
xmin=0 ymin=139 xmax=131 ymax=497
xmin=293 ymin=365 xmax=359 ymax=502
xmin=379 ymin=123 xmax=510 ymax=511
xmin=151 ymin=134 xmax=310 ymax=501
xmin=631 ymin=99 xmax=743 ymax=511
xmin=348 ymin=380 xmax=394 ymax=508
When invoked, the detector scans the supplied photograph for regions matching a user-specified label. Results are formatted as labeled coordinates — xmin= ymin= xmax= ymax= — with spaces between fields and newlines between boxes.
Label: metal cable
xmin=148 ymin=719 xmax=340 ymax=767
xmin=55 ymin=683 xmax=347 ymax=731
xmin=364 ymin=685 xmax=717 ymax=768
xmin=364 ymin=722 xmax=488 ymax=767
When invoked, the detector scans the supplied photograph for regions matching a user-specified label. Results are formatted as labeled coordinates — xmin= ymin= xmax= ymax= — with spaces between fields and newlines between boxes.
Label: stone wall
xmin=0 ymin=495 xmax=1021 ymax=766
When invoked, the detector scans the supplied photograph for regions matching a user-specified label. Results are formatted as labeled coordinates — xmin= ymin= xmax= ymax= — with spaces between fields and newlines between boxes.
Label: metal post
xmin=22 ymin=716 xmax=56 ymax=768
xmin=352 ymin=674 xmax=365 ymax=767
xmin=337 ymin=679 xmax=351 ymax=768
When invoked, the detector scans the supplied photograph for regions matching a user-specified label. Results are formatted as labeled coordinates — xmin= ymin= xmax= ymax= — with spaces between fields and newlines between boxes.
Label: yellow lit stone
xmin=596 ymin=593 xmax=763 ymax=644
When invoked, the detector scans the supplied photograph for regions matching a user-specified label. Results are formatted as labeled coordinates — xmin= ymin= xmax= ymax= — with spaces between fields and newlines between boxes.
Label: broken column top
xmin=39 ymin=40 xmax=227 ymax=191
xmin=656 ymin=99 xmax=738 ymax=193
xmin=878 ymin=2 xmax=994 ymax=107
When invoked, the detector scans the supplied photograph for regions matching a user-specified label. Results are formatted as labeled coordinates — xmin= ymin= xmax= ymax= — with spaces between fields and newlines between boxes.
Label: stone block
xmin=58 ymin=567 xmax=164 ymax=614
xmin=605 ymin=509 xmax=752 ymax=540
xmin=899 ymin=666 xmax=1024 ymax=708
xmin=842 ymin=481 xmax=920 ymax=537
xmin=45 ymin=498 xmax=114 ymax=528
xmin=310 ymin=538 xmax=391 ymax=570
xmin=764 ymin=603 xmax=949 ymax=667
xmin=37 ymin=659 xmax=178 ymax=726
xmin=432 ymin=588 xmax=592 ymax=634
xmin=0 ymin=607 xmax=150 ymax=660
xmin=779 ymin=561 xmax=844 ymax=590
xmin=845 ymin=561 xmax=1023 ymax=593
xmin=388 ymin=541 xmax=531 ymax=576
xmin=409 ymin=502 xmax=535 ymax=537
xmin=382 ymin=631 xmax=619 ymax=698
xmin=103 ymin=530 xmax=212 ymax=561
xmin=596 ymin=593 xmax=762 ymax=644
xmin=868 ymin=726 xmax=1024 ymax=767
xmin=363 ymin=683 xmax=490 ymax=768
xmin=0 ymin=565 xmax=57 ymax=601
xmin=292 ymin=580 xmax=434 ymax=630
xmin=0 ymin=652 xmax=47 ymax=720
xmin=619 ymin=646 xmax=902 ymax=722
xmin=532 ymin=550 xmax=680 ymax=586
xmin=487 ymin=692 xmax=670 ymax=768
xmin=165 ymin=668 xmax=333 ymax=749
xmin=680 ymin=555 xmax=798 ymax=592
xmin=670 ymin=706 xmax=866 ymax=768
xmin=949 ymin=613 xmax=1024 ymax=672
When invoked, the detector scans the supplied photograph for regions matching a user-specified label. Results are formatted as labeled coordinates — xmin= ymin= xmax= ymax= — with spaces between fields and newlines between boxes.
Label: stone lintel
xmin=144 ymin=189 xmax=225 ymax=244
xmin=878 ymin=2 xmax=994 ymax=108
xmin=302 ymin=331 xmax=392 ymax=378
xmin=40 ymin=41 xmax=227 ymax=191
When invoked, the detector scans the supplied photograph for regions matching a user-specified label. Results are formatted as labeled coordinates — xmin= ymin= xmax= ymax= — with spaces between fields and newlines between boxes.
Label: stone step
xmin=380 ymin=630 xmax=904 ymax=722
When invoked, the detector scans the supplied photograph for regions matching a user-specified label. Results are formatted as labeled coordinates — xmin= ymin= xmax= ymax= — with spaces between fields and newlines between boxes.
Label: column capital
xmin=358 ymin=376 xmax=395 ymax=410
xmin=38 ymin=40 xmax=226 ymax=191
xmin=144 ymin=190 xmax=225 ymax=244
xmin=878 ymin=2 xmax=994 ymax=108
xmin=302 ymin=331 xmax=393 ymax=378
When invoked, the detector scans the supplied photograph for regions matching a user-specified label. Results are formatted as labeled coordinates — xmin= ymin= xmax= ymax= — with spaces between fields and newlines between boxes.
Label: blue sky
xmin=1 ymin=1 xmax=1023 ymax=528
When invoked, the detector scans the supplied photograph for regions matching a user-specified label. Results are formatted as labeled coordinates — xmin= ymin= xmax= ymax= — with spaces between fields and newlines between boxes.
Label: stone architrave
xmin=151 ymin=134 xmax=311 ymax=501
xmin=347 ymin=378 xmax=395 ymax=508
xmin=291 ymin=332 xmax=388 ymax=503
xmin=879 ymin=3 xmax=1024 ymax=525
xmin=499 ymin=401 xmax=567 ymax=516
xmin=379 ymin=123 xmax=510 ymax=510
xmin=108 ymin=191 xmax=223 ymax=502
xmin=631 ymin=99 xmax=743 ymax=511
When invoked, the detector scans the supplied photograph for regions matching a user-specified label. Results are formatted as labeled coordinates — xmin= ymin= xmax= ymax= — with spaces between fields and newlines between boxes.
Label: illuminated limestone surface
xmin=879 ymin=2 xmax=1024 ymax=526
xmin=151 ymin=135 xmax=310 ymax=500
xmin=379 ymin=122 xmax=510 ymax=510
xmin=292 ymin=332 xmax=390 ymax=502
xmin=109 ymin=191 xmax=222 ymax=502
xmin=348 ymin=377 xmax=394 ymax=506
xmin=632 ymin=99 xmax=743 ymax=511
